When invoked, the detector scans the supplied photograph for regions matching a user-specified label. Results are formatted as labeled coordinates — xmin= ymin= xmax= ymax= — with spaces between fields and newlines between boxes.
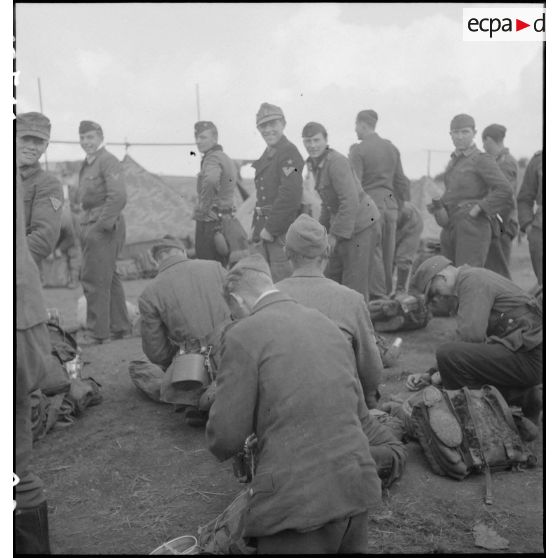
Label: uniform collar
xmin=157 ymin=253 xmax=189 ymax=274
xmin=85 ymin=146 xmax=106 ymax=165
xmin=451 ymin=144 xmax=478 ymax=159
xmin=495 ymin=147 xmax=509 ymax=161
xmin=361 ymin=132 xmax=379 ymax=143
xmin=265 ymin=135 xmax=288 ymax=158
xmin=251 ymin=290 xmax=295 ymax=314
xmin=201 ymin=144 xmax=223 ymax=166
xmin=307 ymin=147 xmax=331 ymax=171
xmin=290 ymin=267 xmax=324 ymax=278
xmin=18 ymin=161 xmax=42 ymax=179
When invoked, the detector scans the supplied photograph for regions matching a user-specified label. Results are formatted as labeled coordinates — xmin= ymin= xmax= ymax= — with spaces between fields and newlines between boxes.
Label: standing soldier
xmin=482 ymin=124 xmax=519 ymax=279
xmin=77 ymin=120 xmax=130 ymax=344
xmin=301 ymin=121 xmax=380 ymax=302
xmin=252 ymin=103 xmax=304 ymax=282
xmin=349 ymin=110 xmax=411 ymax=299
xmin=517 ymin=151 xmax=543 ymax=286
xmin=435 ymin=114 xmax=514 ymax=268
xmin=394 ymin=201 xmax=424 ymax=294
xmin=16 ymin=112 xmax=64 ymax=266
xmin=193 ymin=121 xmax=247 ymax=267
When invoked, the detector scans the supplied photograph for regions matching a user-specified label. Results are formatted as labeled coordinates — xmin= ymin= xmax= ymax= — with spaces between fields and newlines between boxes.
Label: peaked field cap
xmin=482 ymin=123 xmax=507 ymax=140
xmin=227 ymin=253 xmax=272 ymax=279
xmin=16 ymin=112 xmax=51 ymax=140
xmin=285 ymin=214 xmax=328 ymax=258
xmin=150 ymin=235 xmax=185 ymax=256
xmin=301 ymin=122 xmax=327 ymax=138
xmin=410 ymin=255 xmax=452 ymax=297
xmin=356 ymin=110 xmax=378 ymax=125
xmin=256 ymin=103 xmax=285 ymax=126
xmin=79 ymin=120 xmax=103 ymax=135
xmin=194 ymin=121 xmax=217 ymax=135
xmin=450 ymin=114 xmax=475 ymax=131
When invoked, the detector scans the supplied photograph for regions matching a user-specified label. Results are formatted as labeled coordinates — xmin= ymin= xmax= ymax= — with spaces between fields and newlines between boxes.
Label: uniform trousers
xmin=528 ymin=225 xmax=543 ymax=285
xmin=256 ymin=511 xmax=368 ymax=554
xmin=440 ymin=214 xmax=492 ymax=267
xmin=255 ymin=235 xmax=293 ymax=283
xmin=325 ymin=225 xmax=374 ymax=304
xmin=436 ymin=341 xmax=543 ymax=402
xmin=80 ymin=217 xmax=130 ymax=339
xmin=16 ymin=324 xmax=50 ymax=510
xmin=195 ymin=220 xmax=227 ymax=267
xmin=368 ymin=198 xmax=398 ymax=298
xmin=484 ymin=235 xmax=511 ymax=279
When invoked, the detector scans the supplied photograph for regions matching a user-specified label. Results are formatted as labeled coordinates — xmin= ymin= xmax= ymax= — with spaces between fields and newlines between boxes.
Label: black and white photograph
xmin=12 ymin=2 xmax=547 ymax=554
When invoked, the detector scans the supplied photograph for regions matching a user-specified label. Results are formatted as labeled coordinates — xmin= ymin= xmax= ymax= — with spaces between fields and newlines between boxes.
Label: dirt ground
xmin=35 ymin=240 xmax=544 ymax=554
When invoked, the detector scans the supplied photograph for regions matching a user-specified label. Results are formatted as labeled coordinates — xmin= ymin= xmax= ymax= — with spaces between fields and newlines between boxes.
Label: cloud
xmin=77 ymin=49 xmax=113 ymax=86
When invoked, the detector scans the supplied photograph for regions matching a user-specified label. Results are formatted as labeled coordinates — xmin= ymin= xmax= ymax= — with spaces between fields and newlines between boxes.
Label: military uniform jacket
xmin=251 ymin=135 xmax=304 ymax=238
xmin=307 ymin=148 xmax=379 ymax=239
xmin=194 ymin=145 xmax=237 ymax=221
xmin=441 ymin=145 xmax=514 ymax=220
xmin=78 ymin=147 xmax=127 ymax=230
xmin=207 ymin=292 xmax=381 ymax=537
xmin=517 ymin=151 xmax=543 ymax=231
xmin=494 ymin=148 xmax=519 ymax=224
xmin=276 ymin=269 xmax=383 ymax=406
xmin=20 ymin=162 xmax=64 ymax=264
xmin=348 ymin=132 xmax=410 ymax=208
xmin=16 ymin=176 xmax=47 ymax=330
xmin=454 ymin=265 xmax=542 ymax=352
xmin=138 ymin=255 xmax=230 ymax=369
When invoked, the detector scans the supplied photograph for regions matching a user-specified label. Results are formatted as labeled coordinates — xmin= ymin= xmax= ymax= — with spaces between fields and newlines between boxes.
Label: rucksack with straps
xmin=410 ymin=385 xmax=536 ymax=503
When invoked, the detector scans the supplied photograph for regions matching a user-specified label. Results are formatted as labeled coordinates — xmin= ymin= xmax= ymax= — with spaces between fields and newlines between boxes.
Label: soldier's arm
xmin=498 ymin=158 xmax=518 ymax=194
xmin=138 ymin=294 xmax=176 ymax=370
xmin=265 ymin=147 xmax=304 ymax=236
xmin=476 ymin=154 xmax=514 ymax=217
xmin=206 ymin=332 xmax=258 ymax=461
xmin=328 ymin=156 xmax=359 ymax=239
xmin=392 ymin=147 xmax=411 ymax=204
xmin=197 ymin=153 xmax=222 ymax=216
xmin=96 ymin=155 xmax=127 ymax=231
xmin=455 ymin=277 xmax=494 ymax=343
xmin=318 ymin=203 xmax=332 ymax=232
xmin=348 ymin=144 xmax=364 ymax=183
xmin=353 ymin=298 xmax=384 ymax=409
xmin=26 ymin=174 xmax=63 ymax=264
xmin=517 ymin=156 xmax=538 ymax=230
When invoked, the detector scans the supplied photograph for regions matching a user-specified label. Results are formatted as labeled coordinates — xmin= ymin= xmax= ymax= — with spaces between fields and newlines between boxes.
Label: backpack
xmin=411 ymin=385 xmax=536 ymax=502
xmin=369 ymin=293 xmax=430 ymax=332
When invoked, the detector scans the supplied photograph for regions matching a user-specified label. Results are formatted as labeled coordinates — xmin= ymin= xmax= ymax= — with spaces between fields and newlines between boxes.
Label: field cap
xmin=410 ymin=255 xmax=452 ymax=300
xmin=450 ymin=114 xmax=475 ymax=131
xmin=285 ymin=214 xmax=328 ymax=258
xmin=150 ymin=235 xmax=185 ymax=258
xmin=79 ymin=120 xmax=103 ymax=135
xmin=16 ymin=112 xmax=51 ymax=141
xmin=195 ymin=121 xmax=217 ymax=136
xmin=256 ymin=103 xmax=285 ymax=127
xmin=302 ymin=122 xmax=327 ymax=138
xmin=356 ymin=110 xmax=378 ymax=126
xmin=227 ymin=253 xmax=272 ymax=278
xmin=482 ymin=123 xmax=507 ymax=141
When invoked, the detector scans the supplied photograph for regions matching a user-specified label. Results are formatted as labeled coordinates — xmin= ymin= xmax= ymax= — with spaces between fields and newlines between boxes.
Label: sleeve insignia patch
xmin=282 ymin=166 xmax=295 ymax=177
xmin=50 ymin=197 xmax=62 ymax=211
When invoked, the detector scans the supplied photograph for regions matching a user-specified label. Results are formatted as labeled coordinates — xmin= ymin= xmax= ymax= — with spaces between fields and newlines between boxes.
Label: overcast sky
xmin=15 ymin=3 xmax=543 ymax=179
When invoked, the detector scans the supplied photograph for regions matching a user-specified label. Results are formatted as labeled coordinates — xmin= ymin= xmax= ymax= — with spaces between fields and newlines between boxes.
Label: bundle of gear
xmin=369 ymin=292 xmax=431 ymax=332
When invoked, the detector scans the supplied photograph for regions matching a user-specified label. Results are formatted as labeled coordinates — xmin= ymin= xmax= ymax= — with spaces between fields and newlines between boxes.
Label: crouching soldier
xmin=207 ymin=254 xmax=382 ymax=553
xmin=410 ymin=255 xmax=542 ymax=428
xmin=137 ymin=236 xmax=231 ymax=425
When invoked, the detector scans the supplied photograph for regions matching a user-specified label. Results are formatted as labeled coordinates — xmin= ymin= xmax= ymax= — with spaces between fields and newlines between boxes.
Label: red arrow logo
xmin=516 ymin=19 xmax=530 ymax=31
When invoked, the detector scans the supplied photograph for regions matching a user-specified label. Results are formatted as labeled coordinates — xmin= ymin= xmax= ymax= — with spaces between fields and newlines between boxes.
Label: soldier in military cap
xmin=77 ymin=120 xmax=130 ymax=344
xmin=349 ymin=109 xmax=411 ymax=299
xmin=482 ymin=123 xmax=519 ymax=279
xmin=193 ymin=121 xmax=248 ymax=267
xmin=251 ymin=103 xmax=304 ymax=282
xmin=16 ymin=112 xmax=64 ymax=266
xmin=435 ymin=114 xmax=514 ymax=268
xmin=410 ymin=255 xmax=542 ymax=427
xmin=517 ymin=151 xmax=543 ymax=285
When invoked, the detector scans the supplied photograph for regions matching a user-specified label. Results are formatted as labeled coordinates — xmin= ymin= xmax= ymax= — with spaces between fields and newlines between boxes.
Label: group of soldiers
xmin=15 ymin=103 xmax=543 ymax=554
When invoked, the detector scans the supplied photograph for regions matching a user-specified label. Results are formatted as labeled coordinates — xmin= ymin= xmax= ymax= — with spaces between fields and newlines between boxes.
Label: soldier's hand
xmin=260 ymin=228 xmax=274 ymax=243
xmin=468 ymin=204 xmax=482 ymax=218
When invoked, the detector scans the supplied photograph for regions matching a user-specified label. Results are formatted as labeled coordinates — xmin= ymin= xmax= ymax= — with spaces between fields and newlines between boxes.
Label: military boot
xmin=14 ymin=500 xmax=51 ymax=554
xmin=395 ymin=265 xmax=411 ymax=294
